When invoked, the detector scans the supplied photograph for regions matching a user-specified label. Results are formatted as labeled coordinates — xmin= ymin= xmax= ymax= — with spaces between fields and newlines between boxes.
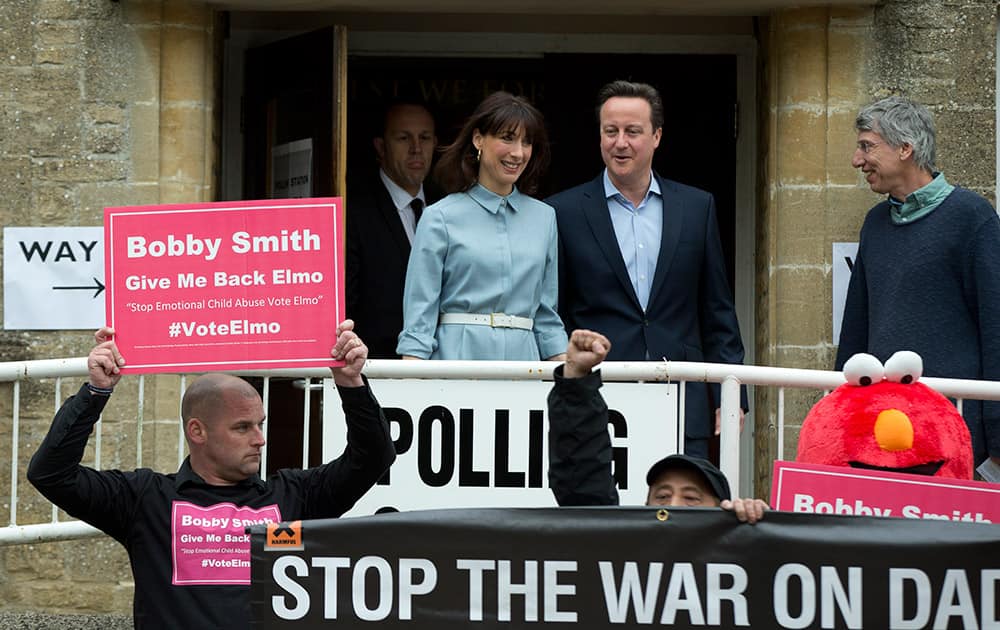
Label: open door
xmin=243 ymin=25 xmax=347 ymax=199
xmin=242 ymin=26 xmax=348 ymax=472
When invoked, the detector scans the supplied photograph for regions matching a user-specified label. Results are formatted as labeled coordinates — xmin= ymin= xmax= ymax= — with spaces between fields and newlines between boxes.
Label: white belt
xmin=439 ymin=313 xmax=534 ymax=330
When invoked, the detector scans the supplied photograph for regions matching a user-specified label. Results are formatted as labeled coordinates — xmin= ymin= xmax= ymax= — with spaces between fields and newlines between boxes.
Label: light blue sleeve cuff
xmin=537 ymin=328 xmax=569 ymax=360
xmin=396 ymin=330 xmax=436 ymax=359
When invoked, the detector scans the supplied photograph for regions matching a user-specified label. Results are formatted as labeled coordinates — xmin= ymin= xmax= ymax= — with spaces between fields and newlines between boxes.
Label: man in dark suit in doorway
xmin=347 ymin=101 xmax=438 ymax=358
xmin=546 ymin=80 xmax=746 ymax=459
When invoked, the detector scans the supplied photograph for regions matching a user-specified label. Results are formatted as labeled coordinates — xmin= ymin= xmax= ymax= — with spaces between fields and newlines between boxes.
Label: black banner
xmin=250 ymin=508 xmax=1000 ymax=628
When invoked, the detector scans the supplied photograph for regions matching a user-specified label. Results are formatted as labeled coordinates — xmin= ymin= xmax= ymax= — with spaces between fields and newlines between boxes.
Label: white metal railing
xmin=0 ymin=358 xmax=333 ymax=546
xmin=4 ymin=356 xmax=1000 ymax=546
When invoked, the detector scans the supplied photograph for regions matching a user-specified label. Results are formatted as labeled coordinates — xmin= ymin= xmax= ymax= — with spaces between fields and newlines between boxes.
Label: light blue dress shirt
xmin=603 ymin=170 xmax=663 ymax=311
xmin=397 ymin=184 xmax=567 ymax=360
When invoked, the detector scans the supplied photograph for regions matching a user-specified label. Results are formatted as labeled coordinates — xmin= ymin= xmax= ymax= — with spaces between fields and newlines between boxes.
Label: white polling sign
xmin=323 ymin=378 xmax=678 ymax=515
xmin=4 ymin=227 xmax=105 ymax=330
xmin=832 ymin=241 xmax=859 ymax=345
xmin=271 ymin=138 xmax=313 ymax=199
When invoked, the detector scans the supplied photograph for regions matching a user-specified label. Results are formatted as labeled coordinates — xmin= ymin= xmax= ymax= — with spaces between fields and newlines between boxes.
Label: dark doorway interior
xmin=244 ymin=27 xmax=337 ymax=201
xmin=346 ymin=53 xmax=738 ymax=290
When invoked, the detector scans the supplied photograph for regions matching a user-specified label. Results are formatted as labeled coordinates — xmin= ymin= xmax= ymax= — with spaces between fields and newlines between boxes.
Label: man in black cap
xmin=644 ymin=453 xmax=732 ymax=508
xmin=548 ymin=329 xmax=767 ymax=523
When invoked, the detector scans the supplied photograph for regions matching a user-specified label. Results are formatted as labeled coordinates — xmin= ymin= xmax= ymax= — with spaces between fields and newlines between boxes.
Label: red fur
xmin=796 ymin=380 xmax=973 ymax=479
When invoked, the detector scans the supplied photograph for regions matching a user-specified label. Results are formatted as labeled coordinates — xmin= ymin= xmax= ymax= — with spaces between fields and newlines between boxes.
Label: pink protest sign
xmin=771 ymin=460 xmax=1000 ymax=524
xmin=105 ymin=198 xmax=343 ymax=373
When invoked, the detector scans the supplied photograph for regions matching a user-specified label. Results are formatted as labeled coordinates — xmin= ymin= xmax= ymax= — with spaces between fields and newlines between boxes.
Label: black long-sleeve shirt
xmin=28 ymin=382 xmax=395 ymax=629
xmin=547 ymin=365 xmax=620 ymax=506
xmin=835 ymin=187 xmax=1000 ymax=464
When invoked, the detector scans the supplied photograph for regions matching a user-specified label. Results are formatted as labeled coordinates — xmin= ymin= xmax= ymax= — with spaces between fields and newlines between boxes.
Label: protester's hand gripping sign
xmin=104 ymin=198 xmax=343 ymax=373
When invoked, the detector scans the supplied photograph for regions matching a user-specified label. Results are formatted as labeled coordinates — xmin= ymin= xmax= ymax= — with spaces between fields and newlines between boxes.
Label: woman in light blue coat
xmin=397 ymin=92 xmax=567 ymax=361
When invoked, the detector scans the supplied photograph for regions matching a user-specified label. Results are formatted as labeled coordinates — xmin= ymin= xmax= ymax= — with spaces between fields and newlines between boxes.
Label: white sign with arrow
xmin=4 ymin=227 xmax=105 ymax=330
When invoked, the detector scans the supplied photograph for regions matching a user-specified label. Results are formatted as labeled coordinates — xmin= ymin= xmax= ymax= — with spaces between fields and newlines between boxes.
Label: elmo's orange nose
xmin=874 ymin=409 xmax=914 ymax=451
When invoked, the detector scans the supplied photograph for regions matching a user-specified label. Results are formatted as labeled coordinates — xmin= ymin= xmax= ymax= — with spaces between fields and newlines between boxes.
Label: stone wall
xmin=755 ymin=5 xmax=879 ymax=493
xmin=871 ymin=0 xmax=997 ymax=200
xmin=0 ymin=0 xmax=216 ymax=617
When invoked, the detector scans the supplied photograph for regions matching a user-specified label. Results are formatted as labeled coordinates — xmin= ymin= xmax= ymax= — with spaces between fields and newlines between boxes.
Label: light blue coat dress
xmin=396 ymin=184 xmax=567 ymax=360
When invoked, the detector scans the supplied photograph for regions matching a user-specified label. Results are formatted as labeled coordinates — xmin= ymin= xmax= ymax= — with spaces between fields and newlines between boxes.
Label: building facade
xmin=0 ymin=0 xmax=995 ymax=617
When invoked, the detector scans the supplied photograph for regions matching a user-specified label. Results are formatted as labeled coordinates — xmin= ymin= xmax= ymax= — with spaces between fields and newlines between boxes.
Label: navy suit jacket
xmin=547 ymin=172 xmax=746 ymax=439
xmin=346 ymin=177 xmax=415 ymax=359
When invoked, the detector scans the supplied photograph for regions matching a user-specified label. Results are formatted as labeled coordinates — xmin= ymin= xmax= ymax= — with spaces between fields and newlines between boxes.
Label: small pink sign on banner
xmin=104 ymin=198 xmax=343 ymax=373
xmin=771 ymin=460 xmax=1000 ymax=524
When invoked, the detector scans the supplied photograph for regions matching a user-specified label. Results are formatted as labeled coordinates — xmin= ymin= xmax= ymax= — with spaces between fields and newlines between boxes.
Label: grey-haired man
xmin=837 ymin=95 xmax=1000 ymax=473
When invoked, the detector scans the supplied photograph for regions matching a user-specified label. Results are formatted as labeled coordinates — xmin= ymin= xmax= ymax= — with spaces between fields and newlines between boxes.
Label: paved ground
xmin=0 ymin=612 xmax=131 ymax=629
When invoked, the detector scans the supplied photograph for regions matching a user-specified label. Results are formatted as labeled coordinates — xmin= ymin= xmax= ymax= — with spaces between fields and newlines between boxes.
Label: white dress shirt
xmin=379 ymin=169 xmax=426 ymax=243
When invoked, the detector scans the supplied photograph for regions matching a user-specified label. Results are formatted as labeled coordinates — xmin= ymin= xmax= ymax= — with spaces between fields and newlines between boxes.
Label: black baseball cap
xmin=645 ymin=454 xmax=732 ymax=502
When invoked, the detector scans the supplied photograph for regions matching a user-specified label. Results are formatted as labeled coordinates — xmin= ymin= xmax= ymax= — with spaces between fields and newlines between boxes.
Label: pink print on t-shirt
xmin=171 ymin=501 xmax=281 ymax=585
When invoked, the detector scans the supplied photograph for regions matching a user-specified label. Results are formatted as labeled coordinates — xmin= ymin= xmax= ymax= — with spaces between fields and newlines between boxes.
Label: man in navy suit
xmin=547 ymin=80 xmax=746 ymax=458
xmin=347 ymin=101 xmax=437 ymax=358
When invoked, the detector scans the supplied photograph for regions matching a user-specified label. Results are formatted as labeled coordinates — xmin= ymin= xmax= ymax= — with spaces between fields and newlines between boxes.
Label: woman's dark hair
xmin=434 ymin=91 xmax=550 ymax=195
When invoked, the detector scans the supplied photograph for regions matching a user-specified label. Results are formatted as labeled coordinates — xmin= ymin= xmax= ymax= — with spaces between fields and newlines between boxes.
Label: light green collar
xmin=889 ymin=172 xmax=954 ymax=225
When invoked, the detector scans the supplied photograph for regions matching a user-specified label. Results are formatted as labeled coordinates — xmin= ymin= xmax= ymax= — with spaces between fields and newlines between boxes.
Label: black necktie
xmin=410 ymin=198 xmax=424 ymax=224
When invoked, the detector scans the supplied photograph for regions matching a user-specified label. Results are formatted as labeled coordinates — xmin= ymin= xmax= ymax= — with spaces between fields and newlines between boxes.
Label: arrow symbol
xmin=272 ymin=524 xmax=296 ymax=538
xmin=53 ymin=277 xmax=105 ymax=298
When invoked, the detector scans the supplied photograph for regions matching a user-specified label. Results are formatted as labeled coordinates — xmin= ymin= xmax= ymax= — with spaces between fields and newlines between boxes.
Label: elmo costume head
xmin=796 ymin=351 xmax=972 ymax=479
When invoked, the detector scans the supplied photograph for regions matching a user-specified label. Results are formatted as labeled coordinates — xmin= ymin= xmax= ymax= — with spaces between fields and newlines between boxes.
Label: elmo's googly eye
xmin=843 ymin=353 xmax=884 ymax=386
xmin=884 ymin=351 xmax=923 ymax=384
